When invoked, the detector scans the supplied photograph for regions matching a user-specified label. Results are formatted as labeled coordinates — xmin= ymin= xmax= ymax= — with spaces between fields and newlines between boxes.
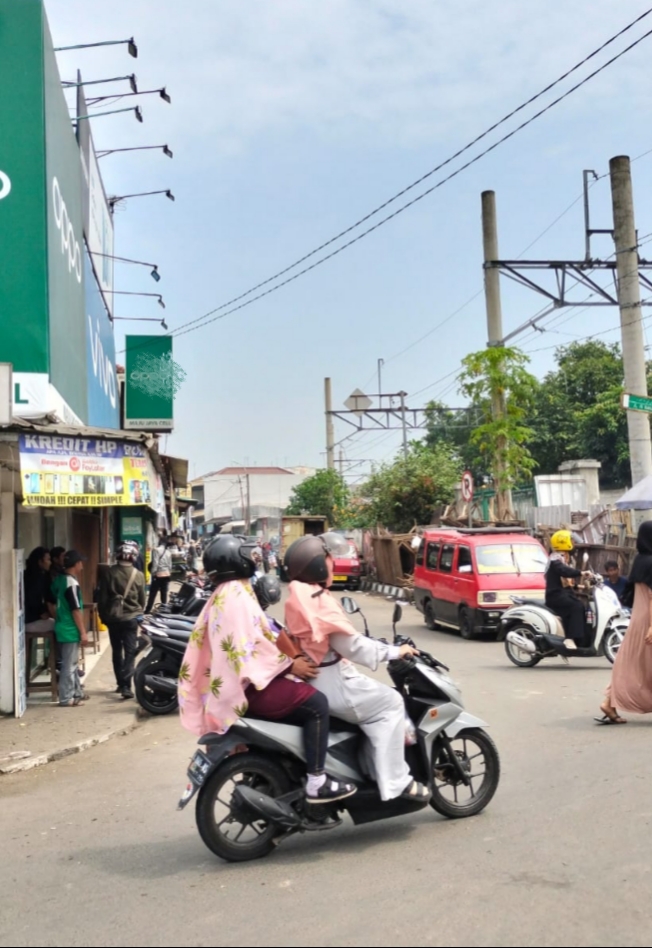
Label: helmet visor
xmin=321 ymin=532 xmax=352 ymax=557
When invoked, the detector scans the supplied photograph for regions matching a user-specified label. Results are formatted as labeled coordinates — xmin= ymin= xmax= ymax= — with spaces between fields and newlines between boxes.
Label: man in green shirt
xmin=52 ymin=551 xmax=89 ymax=707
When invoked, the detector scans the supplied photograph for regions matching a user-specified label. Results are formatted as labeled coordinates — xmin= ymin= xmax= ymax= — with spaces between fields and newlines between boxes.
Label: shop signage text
xmin=0 ymin=170 xmax=11 ymax=199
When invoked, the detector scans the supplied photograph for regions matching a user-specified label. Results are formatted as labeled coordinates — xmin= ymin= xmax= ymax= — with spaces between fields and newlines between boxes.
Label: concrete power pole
xmin=610 ymin=156 xmax=652 ymax=506
xmin=325 ymin=377 xmax=335 ymax=470
xmin=482 ymin=190 xmax=513 ymax=521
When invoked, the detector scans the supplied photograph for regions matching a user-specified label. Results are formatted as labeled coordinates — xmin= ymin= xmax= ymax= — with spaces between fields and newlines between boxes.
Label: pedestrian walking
xmin=145 ymin=536 xmax=173 ymax=613
xmin=98 ymin=543 xmax=146 ymax=700
xmin=51 ymin=551 xmax=89 ymax=708
xmin=597 ymin=521 xmax=652 ymax=725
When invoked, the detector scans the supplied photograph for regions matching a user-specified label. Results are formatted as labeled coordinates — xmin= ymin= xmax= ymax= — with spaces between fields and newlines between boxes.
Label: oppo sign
xmin=0 ymin=170 xmax=11 ymax=200
xmin=52 ymin=176 xmax=82 ymax=283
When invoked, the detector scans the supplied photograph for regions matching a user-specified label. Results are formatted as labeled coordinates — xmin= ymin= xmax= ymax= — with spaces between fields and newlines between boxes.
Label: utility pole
xmin=610 ymin=156 xmax=652 ymax=506
xmin=338 ymin=448 xmax=344 ymax=476
xmin=377 ymin=358 xmax=384 ymax=398
xmin=399 ymin=391 xmax=409 ymax=460
xmin=325 ymin=377 xmax=335 ymax=470
xmin=482 ymin=190 xmax=512 ymax=521
xmin=245 ymin=472 xmax=251 ymax=535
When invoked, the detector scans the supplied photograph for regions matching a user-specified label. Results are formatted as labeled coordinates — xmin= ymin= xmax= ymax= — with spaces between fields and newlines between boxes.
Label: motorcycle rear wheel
xmin=504 ymin=625 xmax=542 ymax=668
xmin=196 ymin=753 xmax=290 ymax=862
xmin=430 ymin=728 xmax=500 ymax=819
xmin=134 ymin=659 xmax=179 ymax=715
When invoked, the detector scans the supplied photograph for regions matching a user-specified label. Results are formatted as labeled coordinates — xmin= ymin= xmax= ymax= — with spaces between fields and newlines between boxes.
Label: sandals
xmin=401 ymin=779 xmax=430 ymax=801
xmin=595 ymin=704 xmax=627 ymax=725
xmin=306 ymin=776 xmax=357 ymax=805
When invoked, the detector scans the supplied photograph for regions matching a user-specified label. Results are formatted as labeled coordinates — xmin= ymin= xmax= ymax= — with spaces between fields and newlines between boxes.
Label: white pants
xmin=315 ymin=649 xmax=412 ymax=801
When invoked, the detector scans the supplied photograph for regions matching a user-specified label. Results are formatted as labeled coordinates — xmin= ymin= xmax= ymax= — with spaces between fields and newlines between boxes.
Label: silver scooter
xmin=178 ymin=600 xmax=500 ymax=863
xmin=499 ymin=562 xmax=630 ymax=667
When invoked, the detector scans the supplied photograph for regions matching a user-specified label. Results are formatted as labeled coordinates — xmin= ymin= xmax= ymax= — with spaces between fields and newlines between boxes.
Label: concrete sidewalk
xmin=0 ymin=640 xmax=142 ymax=775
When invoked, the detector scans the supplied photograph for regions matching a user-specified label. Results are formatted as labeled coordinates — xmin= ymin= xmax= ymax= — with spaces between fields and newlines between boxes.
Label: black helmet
xmin=253 ymin=573 xmax=282 ymax=610
xmin=285 ymin=531 xmax=351 ymax=585
xmin=202 ymin=535 xmax=257 ymax=583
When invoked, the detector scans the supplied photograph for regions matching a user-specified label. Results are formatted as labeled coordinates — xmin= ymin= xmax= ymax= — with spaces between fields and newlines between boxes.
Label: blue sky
xmin=47 ymin=0 xmax=652 ymax=481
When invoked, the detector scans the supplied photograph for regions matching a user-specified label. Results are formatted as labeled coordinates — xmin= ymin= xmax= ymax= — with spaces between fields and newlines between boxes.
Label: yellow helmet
xmin=551 ymin=529 xmax=573 ymax=552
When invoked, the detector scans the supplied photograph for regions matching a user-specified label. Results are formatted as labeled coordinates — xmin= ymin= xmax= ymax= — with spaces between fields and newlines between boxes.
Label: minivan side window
xmin=416 ymin=541 xmax=425 ymax=567
xmin=426 ymin=542 xmax=441 ymax=570
xmin=457 ymin=546 xmax=473 ymax=573
xmin=440 ymin=545 xmax=455 ymax=573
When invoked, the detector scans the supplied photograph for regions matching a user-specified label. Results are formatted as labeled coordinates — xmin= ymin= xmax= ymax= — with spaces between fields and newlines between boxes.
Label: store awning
xmin=220 ymin=520 xmax=246 ymax=533
xmin=161 ymin=454 xmax=189 ymax=489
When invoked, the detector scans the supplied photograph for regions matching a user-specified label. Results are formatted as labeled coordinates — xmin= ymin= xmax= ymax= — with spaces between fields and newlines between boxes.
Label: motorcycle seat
xmin=511 ymin=597 xmax=547 ymax=608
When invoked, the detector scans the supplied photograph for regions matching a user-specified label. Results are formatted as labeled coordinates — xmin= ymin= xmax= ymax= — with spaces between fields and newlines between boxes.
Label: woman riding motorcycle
xmin=178 ymin=535 xmax=355 ymax=804
xmin=545 ymin=530 xmax=592 ymax=650
xmin=284 ymin=532 xmax=428 ymax=803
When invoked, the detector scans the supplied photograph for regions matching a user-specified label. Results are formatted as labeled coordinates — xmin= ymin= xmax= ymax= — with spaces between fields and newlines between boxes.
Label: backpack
xmin=101 ymin=567 xmax=138 ymax=623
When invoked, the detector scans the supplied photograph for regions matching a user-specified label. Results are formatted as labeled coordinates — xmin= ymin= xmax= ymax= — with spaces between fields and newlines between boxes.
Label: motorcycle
xmin=135 ymin=585 xmax=211 ymax=714
xmin=499 ymin=562 xmax=630 ymax=668
xmin=177 ymin=599 xmax=500 ymax=863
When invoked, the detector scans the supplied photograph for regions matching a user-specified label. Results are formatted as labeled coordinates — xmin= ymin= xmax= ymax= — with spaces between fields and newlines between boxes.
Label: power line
xmin=168 ymin=13 xmax=652 ymax=343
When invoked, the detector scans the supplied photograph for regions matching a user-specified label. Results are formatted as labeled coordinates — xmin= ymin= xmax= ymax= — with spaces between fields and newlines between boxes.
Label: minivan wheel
xmin=424 ymin=601 xmax=436 ymax=630
xmin=459 ymin=607 xmax=475 ymax=640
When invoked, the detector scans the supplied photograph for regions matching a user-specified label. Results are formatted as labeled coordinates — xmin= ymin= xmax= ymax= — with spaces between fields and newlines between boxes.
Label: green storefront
xmin=0 ymin=0 xmax=87 ymax=422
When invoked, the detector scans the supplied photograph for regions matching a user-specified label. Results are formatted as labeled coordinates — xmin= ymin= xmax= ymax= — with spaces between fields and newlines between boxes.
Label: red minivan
xmin=413 ymin=528 xmax=547 ymax=639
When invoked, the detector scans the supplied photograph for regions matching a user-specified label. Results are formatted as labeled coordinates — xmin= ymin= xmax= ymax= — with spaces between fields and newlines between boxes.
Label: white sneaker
xmin=564 ymin=638 xmax=578 ymax=650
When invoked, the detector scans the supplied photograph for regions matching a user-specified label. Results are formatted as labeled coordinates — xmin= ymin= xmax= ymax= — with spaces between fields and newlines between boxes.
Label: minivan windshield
xmin=476 ymin=543 xmax=547 ymax=575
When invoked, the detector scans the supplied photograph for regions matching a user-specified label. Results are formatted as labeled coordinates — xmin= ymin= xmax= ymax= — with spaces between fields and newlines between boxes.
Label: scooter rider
xmin=546 ymin=530 xmax=592 ymax=650
xmin=284 ymin=532 xmax=428 ymax=803
xmin=178 ymin=536 xmax=356 ymax=804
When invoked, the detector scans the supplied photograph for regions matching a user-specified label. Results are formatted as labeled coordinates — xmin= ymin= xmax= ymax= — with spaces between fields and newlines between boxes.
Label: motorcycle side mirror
xmin=392 ymin=602 xmax=403 ymax=625
xmin=342 ymin=596 xmax=360 ymax=615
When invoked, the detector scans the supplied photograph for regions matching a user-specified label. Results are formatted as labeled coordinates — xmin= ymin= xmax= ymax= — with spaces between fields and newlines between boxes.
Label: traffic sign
xmin=622 ymin=393 xmax=652 ymax=413
xmin=345 ymin=389 xmax=372 ymax=417
xmin=461 ymin=470 xmax=474 ymax=503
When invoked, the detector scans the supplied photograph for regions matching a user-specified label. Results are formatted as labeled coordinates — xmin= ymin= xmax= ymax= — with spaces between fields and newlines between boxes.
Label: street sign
xmin=461 ymin=470 xmax=474 ymax=503
xmin=345 ymin=388 xmax=372 ymax=417
xmin=621 ymin=393 xmax=652 ymax=413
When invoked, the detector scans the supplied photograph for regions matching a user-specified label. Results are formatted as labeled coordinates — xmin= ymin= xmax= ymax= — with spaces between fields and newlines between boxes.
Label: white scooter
xmin=498 ymin=566 xmax=630 ymax=667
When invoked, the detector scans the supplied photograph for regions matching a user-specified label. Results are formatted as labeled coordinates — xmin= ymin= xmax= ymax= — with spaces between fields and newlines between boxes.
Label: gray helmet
xmin=285 ymin=532 xmax=351 ymax=585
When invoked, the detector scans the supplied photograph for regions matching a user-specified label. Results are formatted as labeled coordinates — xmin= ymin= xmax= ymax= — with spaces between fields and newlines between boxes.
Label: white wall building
xmin=203 ymin=467 xmax=315 ymax=533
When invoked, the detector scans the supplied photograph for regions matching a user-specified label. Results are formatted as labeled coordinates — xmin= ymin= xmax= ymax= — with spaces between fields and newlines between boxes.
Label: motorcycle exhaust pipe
xmin=144 ymin=674 xmax=179 ymax=696
xmin=506 ymin=631 xmax=537 ymax=655
xmin=233 ymin=785 xmax=302 ymax=831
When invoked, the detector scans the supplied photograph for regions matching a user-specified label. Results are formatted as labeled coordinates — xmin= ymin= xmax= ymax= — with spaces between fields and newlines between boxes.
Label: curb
xmin=0 ymin=714 xmax=141 ymax=776
xmin=360 ymin=579 xmax=414 ymax=603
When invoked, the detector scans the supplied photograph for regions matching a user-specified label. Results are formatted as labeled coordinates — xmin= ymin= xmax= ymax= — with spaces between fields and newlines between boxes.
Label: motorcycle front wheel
xmin=430 ymin=728 xmax=500 ymax=819
xmin=195 ymin=753 xmax=290 ymax=863
xmin=603 ymin=625 xmax=626 ymax=665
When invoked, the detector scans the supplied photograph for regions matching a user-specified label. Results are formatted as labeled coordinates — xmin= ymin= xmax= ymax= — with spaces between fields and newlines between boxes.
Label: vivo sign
xmin=52 ymin=176 xmax=82 ymax=282
xmin=0 ymin=170 xmax=11 ymax=200
xmin=88 ymin=314 xmax=117 ymax=409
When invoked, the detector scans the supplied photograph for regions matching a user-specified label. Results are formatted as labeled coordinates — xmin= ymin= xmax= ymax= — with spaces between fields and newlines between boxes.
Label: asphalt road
xmin=1 ymin=593 xmax=651 ymax=948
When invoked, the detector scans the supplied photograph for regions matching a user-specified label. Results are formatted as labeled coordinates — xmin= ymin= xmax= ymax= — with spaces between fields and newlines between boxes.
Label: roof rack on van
xmin=453 ymin=527 xmax=529 ymax=535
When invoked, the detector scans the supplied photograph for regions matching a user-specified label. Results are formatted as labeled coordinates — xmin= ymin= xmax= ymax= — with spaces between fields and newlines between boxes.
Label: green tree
xmin=286 ymin=468 xmax=349 ymax=526
xmin=423 ymin=400 xmax=488 ymax=480
xmin=528 ymin=340 xmax=639 ymax=487
xmin=459 ymin=347 xmax=538 ymax=499
xmin=359 ymin=442 xmax=460 ymax=532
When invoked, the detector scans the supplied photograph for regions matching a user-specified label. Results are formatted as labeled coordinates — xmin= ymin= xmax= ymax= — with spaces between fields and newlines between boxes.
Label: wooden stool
xmin=83 ymin=605 xmax=101 ymax=654
xmin=25 ymin=629 xmax=59 ymax=701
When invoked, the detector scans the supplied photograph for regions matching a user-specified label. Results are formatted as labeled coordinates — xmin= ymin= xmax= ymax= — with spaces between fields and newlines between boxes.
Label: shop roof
xmin=161 ymin=454 xmax=189 ymax=489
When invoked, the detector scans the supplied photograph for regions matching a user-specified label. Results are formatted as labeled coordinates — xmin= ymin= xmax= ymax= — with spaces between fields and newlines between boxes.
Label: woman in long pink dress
xmin=598 ymin=521 xmax=652 ymax=724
